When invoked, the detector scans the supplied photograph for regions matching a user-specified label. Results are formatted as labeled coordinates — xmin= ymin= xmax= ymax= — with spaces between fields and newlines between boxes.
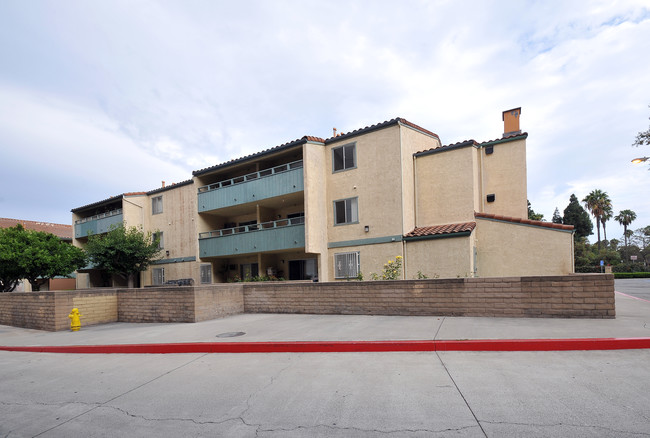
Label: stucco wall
xmin=400 ymin=124 xmax=441 ymax=233
xmin=415 ymin=146 xmax=477 ymax=225
xmin=143 ymin=182 xmax=198 ymax=286
xmin=404 ymin=236 xmax=473 ymax=279
xmin=303 ymin=142 xmax=329 ymax=280
xmin=476 ymin=218 xmax=574 ymax=277
xmin=328 ymin=241 xmax=403 ymax=280
xmin=480 ymin=138 xmax=527 ymax=218
xmin=326 ymin=125 xmax=404 ymax=244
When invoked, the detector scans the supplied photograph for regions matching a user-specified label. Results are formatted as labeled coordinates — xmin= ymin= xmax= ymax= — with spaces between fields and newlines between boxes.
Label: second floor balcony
xmin=198 ymin=217 xmax=305 ymax=258
xmin=197 ymin=160 xmax=304 ymax=213
xmin=74 ymin=209 xmax=123 ymax=239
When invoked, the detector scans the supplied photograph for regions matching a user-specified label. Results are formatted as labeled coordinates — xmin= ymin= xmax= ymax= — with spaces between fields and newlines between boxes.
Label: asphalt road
xmin=2 ymin=349 xmax=650 ymax=437
xmin=616 ymin=278 xmax=650 ymax=301
xmin=1 ymin=278 xmax=649 ymax=437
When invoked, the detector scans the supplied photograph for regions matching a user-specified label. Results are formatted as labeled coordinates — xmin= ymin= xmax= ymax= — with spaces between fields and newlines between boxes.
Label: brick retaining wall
xmin=243 ymin=274 xmax=615 ymax=318
xmin=0 ymin=274 xmax=615 ymax=331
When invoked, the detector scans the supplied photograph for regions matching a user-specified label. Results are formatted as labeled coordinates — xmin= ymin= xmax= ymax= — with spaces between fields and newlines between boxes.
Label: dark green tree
xmin=0 ymin=225 xmax=86 ymax=292
xmin=552 ymin=208 xmax=563 ymax=224
xmin=527 ymin=200 xmax=544 ymax=221
xmin=85 ymin=226 xmax=162 ymax=288
xmin=562 ymin=194 xmax=593 ymax=240
xmin=614 ymin=209 xmax=637 ymax=247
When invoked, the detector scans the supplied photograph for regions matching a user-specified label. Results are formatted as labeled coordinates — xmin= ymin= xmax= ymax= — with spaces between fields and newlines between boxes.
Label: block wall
xmin=243 ymin=274 xmax=615 ymax=318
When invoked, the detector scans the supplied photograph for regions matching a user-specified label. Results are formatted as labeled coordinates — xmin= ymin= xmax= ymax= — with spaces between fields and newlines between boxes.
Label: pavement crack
xmin=435 ymin=352 xmax=488 ymax=437
xmin=255 ymin=423 xmax=480 ymax=435
xmin=433 ymin=317 xmax=446 ymax=340
xmin=32 ymin=353 xmax=209 ymax=437
xmin=482 ymin=420 xmax=650 ymax=436
xmin=98 ymin=404 xmax=248 ymax=427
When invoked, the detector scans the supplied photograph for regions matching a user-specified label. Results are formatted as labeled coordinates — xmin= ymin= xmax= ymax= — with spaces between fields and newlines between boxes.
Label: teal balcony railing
xmin=74 ymin=209 xmax=123 ymax=238
xmin=197 ymin=160 xmax=303 ymax=212
xmin=199 ymin=217 xmax=305 ymax=257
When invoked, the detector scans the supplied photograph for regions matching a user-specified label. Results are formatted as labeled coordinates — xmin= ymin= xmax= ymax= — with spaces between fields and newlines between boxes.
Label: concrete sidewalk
xmin=0 ymin=281 xmax=649 ymax=352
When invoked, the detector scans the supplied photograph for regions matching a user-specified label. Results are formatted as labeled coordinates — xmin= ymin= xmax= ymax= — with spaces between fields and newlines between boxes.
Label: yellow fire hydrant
xmin=68 ymin=308 xmax=82 ymax=332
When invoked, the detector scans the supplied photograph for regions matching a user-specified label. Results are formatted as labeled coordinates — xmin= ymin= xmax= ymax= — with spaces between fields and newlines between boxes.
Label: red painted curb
xmin=1 ymin=337 xmax=650 ymax=354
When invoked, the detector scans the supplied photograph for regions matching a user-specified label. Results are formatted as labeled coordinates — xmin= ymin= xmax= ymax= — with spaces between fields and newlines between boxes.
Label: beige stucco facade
xmin=475 ymin=217 xmax=574 ymax=277
xmin=71 ymin=109 xmax=574 ymax=286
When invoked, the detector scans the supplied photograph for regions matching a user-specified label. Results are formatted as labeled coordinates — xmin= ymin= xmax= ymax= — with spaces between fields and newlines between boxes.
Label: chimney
xmin=162 ymin=181 xmax=165 ymax=188
xmin=333 ymin=127 xmax=337 ymax=137
xmin=502 ymin=107 xmax=522 ymax=137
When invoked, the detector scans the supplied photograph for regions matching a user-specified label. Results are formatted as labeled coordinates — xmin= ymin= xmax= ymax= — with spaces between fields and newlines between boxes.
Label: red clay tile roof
xmin=475 ymin=212 xmax=574 ymax=231
xmin=415 ymin=132 xmax=528 ymax=157
xmin=405 ymin=222 xmax=476 ymax=238
xmin=325 ymin=118 xmax=440 ymax=144
xmin=193 ymin=118 xmax=439 ymax=176
xmin=0 ymin=218 xmax=72 ymax=240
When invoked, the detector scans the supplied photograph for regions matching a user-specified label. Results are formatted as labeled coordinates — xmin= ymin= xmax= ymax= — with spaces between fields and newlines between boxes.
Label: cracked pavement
xmin=1 ymin=349 xmax=650 ymax=437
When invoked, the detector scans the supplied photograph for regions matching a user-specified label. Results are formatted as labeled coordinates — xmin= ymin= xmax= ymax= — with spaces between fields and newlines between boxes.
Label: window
xmin=334 ymin=197 xmax=358 ymax=225
xmin=332 ymin=143 xmax=356 ymax=172
xmin=334 ymin=252 xmax=360 ymax=279
xmin=153 ymin=232 xmax=164 ymax=249
xmin=200 ymin=264 xmax=212 ymax=284
xmin=152 ymin=268 xmax=165 ymax=285
xmin=152 ymin=196 xmax=163 ymax=215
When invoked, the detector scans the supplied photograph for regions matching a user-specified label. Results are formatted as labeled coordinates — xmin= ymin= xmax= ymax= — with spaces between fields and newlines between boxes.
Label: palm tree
xmin=601 ymin=204 xmax=613 ymax=242
xmin=582 ymin=189 xmax=612 ymax=249
xmin=615 ymin=209 xmax=637 ymax=247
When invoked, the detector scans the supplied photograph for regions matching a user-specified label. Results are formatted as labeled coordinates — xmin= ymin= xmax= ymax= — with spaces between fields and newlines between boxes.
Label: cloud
xmin=0 ymin=0 xmax=649 ymax=239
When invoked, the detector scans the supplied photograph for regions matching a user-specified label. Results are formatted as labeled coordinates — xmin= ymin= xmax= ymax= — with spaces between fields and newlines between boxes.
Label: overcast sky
xmin=1 ymin=0 xmax=649 ymax=243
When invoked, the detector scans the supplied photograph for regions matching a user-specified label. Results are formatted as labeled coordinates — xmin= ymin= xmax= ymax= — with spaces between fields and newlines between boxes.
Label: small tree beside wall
xmin=85 ymin=226 xmax=162 ymax=288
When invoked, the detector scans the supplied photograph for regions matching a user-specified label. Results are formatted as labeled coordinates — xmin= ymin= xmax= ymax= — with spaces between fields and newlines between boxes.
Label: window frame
xmin=152 ymin=267 xmax=165 ymax=285
xmin=334 ymin=251 xmax=360 ymax=279
xmin=332 ymin=142 xmax=357 ymax=173
xmin=333 ymin=197 xmax=359 ymax=226
xmin=152 ymin=196 xmax=163 ymax=215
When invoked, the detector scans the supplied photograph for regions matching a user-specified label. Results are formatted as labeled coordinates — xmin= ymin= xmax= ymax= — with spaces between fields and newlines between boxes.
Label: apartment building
xmin=72 ymin=108 xmax=574 ymax=288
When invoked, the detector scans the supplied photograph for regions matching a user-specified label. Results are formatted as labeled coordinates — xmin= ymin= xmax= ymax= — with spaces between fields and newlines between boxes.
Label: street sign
xmin=600 ymin=260 xmax=604 ymax=266
xmin=631 ymin=255 xmax=638 ymax=261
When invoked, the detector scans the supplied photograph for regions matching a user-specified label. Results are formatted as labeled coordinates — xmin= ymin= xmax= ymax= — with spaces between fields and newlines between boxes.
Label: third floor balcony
xmin=197 ymin=160 xmax=304 ymax=213
xmin=74 ymin=208 xmax=123 ymax=239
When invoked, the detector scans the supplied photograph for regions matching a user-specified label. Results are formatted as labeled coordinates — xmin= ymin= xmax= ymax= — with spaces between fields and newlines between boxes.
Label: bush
xmin=614 ymin=272 xmax=650 ymax=279
xmin=612 ymin=262 xmax=648 ymax=273
xmin=575 ymin=265 xmax=602 ymax=273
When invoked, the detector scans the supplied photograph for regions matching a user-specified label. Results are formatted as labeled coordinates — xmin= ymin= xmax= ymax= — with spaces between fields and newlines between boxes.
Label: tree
xmin=85 ymin=226 xmax=162 ymax=288
xmin=601 ymin=204 xmax=613 ymax=242
xmin=552 ymin=208 xmax=563 ymax=224
xmin=562 ymin=194 xmax=593 ymax=240
xmin=0 ymin=225 xmax=86 ymax=292
xmin=614 ymin=209 xmax=637 ymax=247
xmin=582 ymin=189 xmax=612 ymax=249
xmin=527 ymin=200 xmax=544 ymax=221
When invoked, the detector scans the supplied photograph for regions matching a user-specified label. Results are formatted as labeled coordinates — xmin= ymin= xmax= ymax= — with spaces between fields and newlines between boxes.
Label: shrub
xmin=614 ymin=272 xmax=650 ymax=279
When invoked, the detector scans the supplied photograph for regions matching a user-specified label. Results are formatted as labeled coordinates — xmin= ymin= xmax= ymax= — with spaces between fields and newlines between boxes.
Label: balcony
xmin=199 ymin=218 xmax=305 ymax=258
xmin=197 ymin=160 xmax=303 ymax=213
xmin=74 ymin=209 xmax=123 ymax=239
